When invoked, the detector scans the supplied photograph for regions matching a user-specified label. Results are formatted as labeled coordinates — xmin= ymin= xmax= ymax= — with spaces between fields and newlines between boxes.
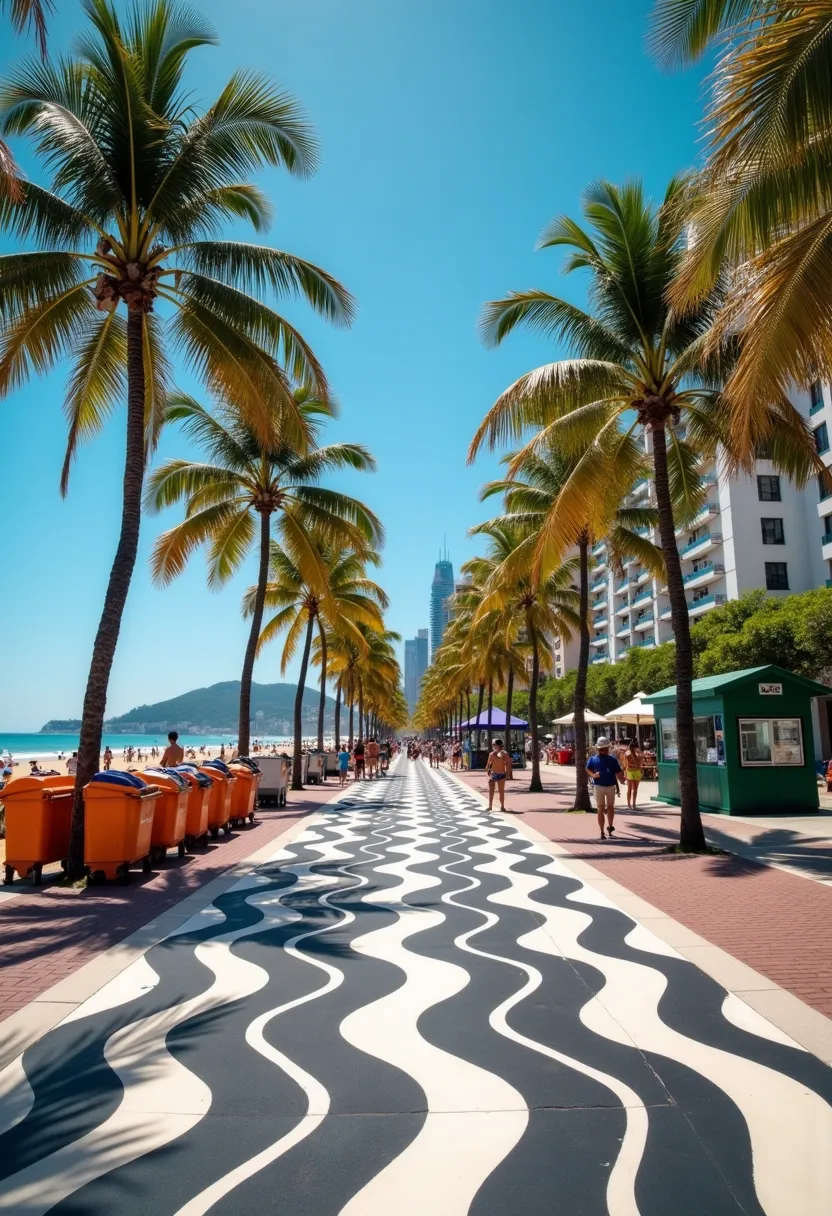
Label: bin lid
xmin=143 ymin=766 xmax=189 ymax=792
xmin=202 ymin=759 xmax=232 ymax=776
xmin=88 ymin=770 xmax=146 ymax=790
xmin=0 ymin=774 xmax=74 ymax=796
xmin=174 ymin=764 xmax=212 ymax=788
xmin=231 ymin=756 xmax=261 ymax=774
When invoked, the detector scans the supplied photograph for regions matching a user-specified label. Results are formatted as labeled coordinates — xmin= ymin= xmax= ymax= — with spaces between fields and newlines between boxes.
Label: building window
xmin=765 ymin=562 xmax=789 ymax=590
xmin=819 ymin=472 xmax=831 ymax=501
xmin=815 ymin=422 xmax=830 ymax=455
xmin=757 ymin=474 xmax=781 ymax=502
xmin=811 ymin=381 xmax=824 ymax=409
xmin=761 ymin=518 xmax=785 ymax=545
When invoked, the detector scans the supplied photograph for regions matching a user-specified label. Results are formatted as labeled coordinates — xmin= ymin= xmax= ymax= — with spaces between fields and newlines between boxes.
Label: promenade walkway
xmin=0 ymin=757 xmax=830 ymax=1213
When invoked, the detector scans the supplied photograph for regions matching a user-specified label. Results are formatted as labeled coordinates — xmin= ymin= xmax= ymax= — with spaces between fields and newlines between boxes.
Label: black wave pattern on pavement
xmin=0 ymin=772 xmax=429 ymax=1216
xmin=1 ymin=757 xmax=831 ymax=1216
xmin=428 ymin=763 xmax=832 ymax=1216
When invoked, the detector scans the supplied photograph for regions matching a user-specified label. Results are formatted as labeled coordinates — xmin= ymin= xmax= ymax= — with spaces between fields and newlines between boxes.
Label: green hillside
xmin=42 ymin=681 xmax=336 ymax=734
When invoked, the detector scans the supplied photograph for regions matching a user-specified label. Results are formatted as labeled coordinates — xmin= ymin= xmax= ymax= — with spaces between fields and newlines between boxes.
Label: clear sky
xmin=0 ymin=0 xmax=704 ymax=729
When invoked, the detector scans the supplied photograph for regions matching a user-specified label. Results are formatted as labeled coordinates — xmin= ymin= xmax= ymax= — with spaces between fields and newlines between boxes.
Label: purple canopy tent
xmin=459 ymin=708 xmax=528 ymax=769
xmin=459 ymin=709 xmax=528 ymax=729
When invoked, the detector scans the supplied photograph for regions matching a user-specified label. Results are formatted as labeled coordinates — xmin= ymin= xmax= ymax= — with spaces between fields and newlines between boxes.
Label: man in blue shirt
xmin=585 ymin=737 xmax=622 ymax=839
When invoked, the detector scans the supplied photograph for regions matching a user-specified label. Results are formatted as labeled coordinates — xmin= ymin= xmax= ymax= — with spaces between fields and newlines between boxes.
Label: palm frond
xmin=205 ymin=503 xmax=256 ymax=587
xmin=60 ymin=307 xmax=126 ymax=494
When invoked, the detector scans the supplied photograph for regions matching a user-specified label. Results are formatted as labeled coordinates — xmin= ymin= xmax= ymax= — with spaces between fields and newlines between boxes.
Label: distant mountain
xmin=40 ymin=681 xmax=335 ymax=735
xmin=40 ymin=720 xmax=82 ymax=733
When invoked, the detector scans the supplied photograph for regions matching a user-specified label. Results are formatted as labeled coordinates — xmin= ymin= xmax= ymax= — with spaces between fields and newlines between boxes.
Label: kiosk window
xmin=739 ymin=718 xmax=803 ymax=766
xmin=693 ymin=716 xmax=717 ymax=764
xmin=660 ymin=717 xmax=678 ymax=761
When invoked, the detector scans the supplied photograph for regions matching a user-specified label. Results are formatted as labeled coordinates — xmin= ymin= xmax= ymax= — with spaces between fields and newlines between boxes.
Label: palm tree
xmin=650 ymin=1 xmax=832 ymax=452
xmin=466 ymin=518 xmax=580 ymax=793
xmin=146 ymin=391 xmax=379 ymax=756
xmin=306 ymin=551 xmax=388 ymax=750
xmin=472 ymin=179 xmax=822 ymax=848
xmin=481 ymin=440 xmax=662 ymax=809
xmin=0 ymin=0 xmax=354 ymax=875
xmin=251 ymin=543 xmax=387 ymax=788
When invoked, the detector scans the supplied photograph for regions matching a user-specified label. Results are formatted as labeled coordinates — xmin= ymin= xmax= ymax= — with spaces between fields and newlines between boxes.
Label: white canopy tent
xmin=604 ymin=693 xmax=655 ymax=725
xmin=552 ymin=710 xmax=608 ymax=725
xmin=604 ymin=693 xmax=655 ymax=746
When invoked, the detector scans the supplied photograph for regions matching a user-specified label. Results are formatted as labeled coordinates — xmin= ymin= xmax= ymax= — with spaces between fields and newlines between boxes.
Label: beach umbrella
xmin=604 ymin=692 xmax=654 ymax=745
xmin=552 ymin=709 xmax=608 ymax=724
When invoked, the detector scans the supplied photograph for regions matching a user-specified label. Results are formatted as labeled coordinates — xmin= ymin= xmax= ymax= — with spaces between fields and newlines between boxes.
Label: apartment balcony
xmin=822 ymin=530 xmax=832 ymax=559
xmin=659 ymin=604 xmax=673 ymax=621
xmin=615 ymin=578 xmax=630 ymax=594
xmin=683 ymin=562 xmax=725 ymax=590
xmin=635 ymin=568 xmax=651 ymax=587
xmin=591 ymin=654 xmax=609 ymax=665
xmin=702 ymin=474 xmax=717 ymax=488
xmin=622 ymin=554 xmax=638 ymax=567
xmin=614 ymin=599 xmax=631 ymax=617
xmin=817 ymin=492 xmax=832 ymax=516
xmin=633 ymin=636 xmax=655 ymax=649
xmin=593 ymin=616 xmax=609 ymax=630
xmin=688 ymin=593 xmax=727 ymax=617
xmin=810 ymin=398 xmax=826 ymax=417
xmin=616 ymin=622 xmax=631 ymax=637
xmin=675 ymin=503 xmax=720 ymax=536
xmin=633 ymin=478 xmax=649 ymax=497
xmin=590 ymin=577 xmax=608 ymax=594
xmin=590 ymin=634 xmax=608 ymax=648
xmin=594 ymin=554 xmax=609 ymax=573
xmin=680 ymin=532 xmax=722 ymax=559
xmin=633 ymin=612 xmax=654 ymax=632
xmin=631 ymin=588 xmax=652 ymax=607
xmin=592 ymin=541 xmax=606 ymax=556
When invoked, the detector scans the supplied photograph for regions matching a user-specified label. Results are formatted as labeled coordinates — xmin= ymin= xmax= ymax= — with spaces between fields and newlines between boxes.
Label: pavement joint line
xmin=0 ymin=782 xmax=359 ymax=1072
xmin=441 ymin=765 xmax=832 ymax=1066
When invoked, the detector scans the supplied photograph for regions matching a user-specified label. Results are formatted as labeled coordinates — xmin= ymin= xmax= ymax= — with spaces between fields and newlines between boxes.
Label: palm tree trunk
xmin=317 ymin=622 xmax=327 ymax=753
xmin=358 ymin=681 xmax=364 ymax=741
xmin=67 ymin=307 xmax=146 ymax=879
xmin=486 ymin=678 xmax=494 ymax=751
xmin=573 ymin=535 xmax=592 ymax=811
xmin=348 ymin=699 xmax=354 ymax=748
xmin=334 ymin=684 xmax=341 ymax=750
xmin=238 ymin=508 xmax=271 ymax=756
xmin=505 ymin=665 xmax=514 ymax=770
xmin=291 ymin=611 xmax=316 ymax=790
xmin=651 ymin=425 xmax=706 ymax=851
xmin=526 ymin=609 xmax=543 ymax=793
xmin=474 ymin=683 xmax=484 ymax=765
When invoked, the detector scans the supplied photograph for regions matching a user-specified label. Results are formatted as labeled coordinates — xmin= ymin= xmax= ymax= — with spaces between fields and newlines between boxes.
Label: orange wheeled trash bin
xmin=228 ymin=757 xmax=261 ymax=827
xmin=1 ymin=773 xmax=75 ymax=885
xmin=173 ymin=765 xmax=211 ymax=847
xmin=83 ymin=771 xmax=160 ymax=883
xmin=137 ymin=767 xmax=189 ymax=862
xmin=198 ymin=761 xmax=236 ymax=838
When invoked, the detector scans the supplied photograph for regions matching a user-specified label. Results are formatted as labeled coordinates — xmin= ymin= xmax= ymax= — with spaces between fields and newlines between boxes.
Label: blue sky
xmin=0 ymin=0 xmax=704 ymax=729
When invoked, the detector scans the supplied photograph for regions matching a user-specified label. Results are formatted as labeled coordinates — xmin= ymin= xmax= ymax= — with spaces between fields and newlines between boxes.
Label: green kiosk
xmin=651 ymin=664 xmax=830 ymax=816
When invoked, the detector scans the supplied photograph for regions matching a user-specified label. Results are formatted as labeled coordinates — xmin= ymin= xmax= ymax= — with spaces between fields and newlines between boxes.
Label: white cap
xmin=595 ymin=737 xmax=610 ymax=748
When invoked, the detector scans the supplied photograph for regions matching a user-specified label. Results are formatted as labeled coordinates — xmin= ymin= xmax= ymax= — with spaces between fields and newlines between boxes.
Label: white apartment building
xmin=551 ymin=381 xmax=832 ymax=678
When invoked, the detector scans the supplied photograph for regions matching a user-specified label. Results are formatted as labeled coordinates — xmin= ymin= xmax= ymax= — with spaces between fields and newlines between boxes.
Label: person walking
xmin=623 ymin=739 xmax=644 ymax=810
xmin=67 ymin=751 xmax=78 ymax=776
xmin=485 ymin=738 xmax=510 ymax=812
xmin=585 ymin=737 xmax=622 ymax=839
xmin=366 ymin=737 xmax=380 ymax=778
xmin=337 ymin=744 xmax=350 ymax=787
xmin=353 ymin=738 xmax=365 ymax=780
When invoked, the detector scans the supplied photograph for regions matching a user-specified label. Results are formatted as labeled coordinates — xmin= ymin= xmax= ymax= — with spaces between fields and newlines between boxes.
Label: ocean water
xmin=0 ymin=732 xmax=293 ymax=761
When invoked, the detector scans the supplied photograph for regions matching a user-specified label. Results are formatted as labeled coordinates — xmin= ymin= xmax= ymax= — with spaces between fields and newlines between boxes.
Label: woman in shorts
xmin=623 ymin=740 xmax=643 ymax=809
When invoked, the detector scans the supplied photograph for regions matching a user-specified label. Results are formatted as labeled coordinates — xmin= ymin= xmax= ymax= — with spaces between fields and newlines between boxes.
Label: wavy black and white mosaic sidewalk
xmin=1 ymin=757 xmax=831 ymax=1215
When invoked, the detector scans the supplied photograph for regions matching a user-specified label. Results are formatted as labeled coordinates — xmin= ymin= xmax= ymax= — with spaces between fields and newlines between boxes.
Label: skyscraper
xmin=430 ymin=553 xmax=455 ymax=658
xmin=404 ymin=628 xmax=429 ymax=714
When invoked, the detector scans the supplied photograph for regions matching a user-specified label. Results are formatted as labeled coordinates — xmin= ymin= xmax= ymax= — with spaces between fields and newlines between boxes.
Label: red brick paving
xmin=453 ymin=765 xmax=832 ymax=1019
xmin=0 ymin=785 xmax=340 ymax=1023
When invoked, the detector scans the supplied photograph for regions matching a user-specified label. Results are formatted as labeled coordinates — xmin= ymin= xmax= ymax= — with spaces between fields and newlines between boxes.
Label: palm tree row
xmin=421 ymin=174 xmax=825 ymax=850
xmin=0 ymin=0 xmax=394 ymax=875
